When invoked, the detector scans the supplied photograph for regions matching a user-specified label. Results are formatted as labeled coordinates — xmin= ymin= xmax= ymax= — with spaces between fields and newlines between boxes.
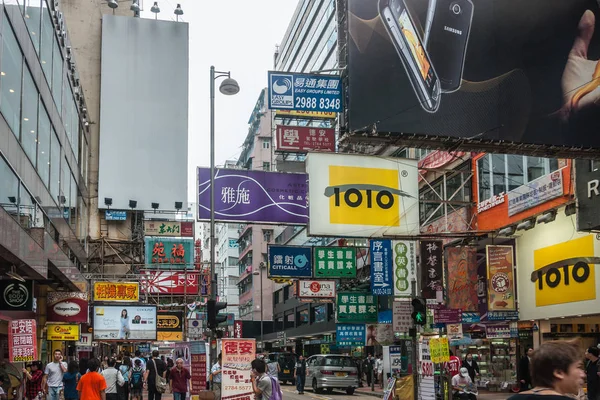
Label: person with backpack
xmin=119 ymin=356 xmax=132 ymax=400
xmin=130 ymin=359 xmax=144 ymax=400
xmin=251 ymin=359 xmax=282 ymax=400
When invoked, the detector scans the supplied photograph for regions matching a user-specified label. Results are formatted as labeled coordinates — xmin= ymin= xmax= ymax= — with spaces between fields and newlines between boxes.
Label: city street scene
xmin=1 ymin=0 xmax=600 ymax=400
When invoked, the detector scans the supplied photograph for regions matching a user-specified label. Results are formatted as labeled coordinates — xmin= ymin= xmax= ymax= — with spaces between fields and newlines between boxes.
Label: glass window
xmin=61 ymin=156 xmax=70 ymax=220
xmin=37 ymin=103 xmax=51 ymax=187
xmin=71 ymin=102 xmax=79 ymax=162
xmin=79 ymin=135 xmax=88 ymax=186
xmin=40 ymin=3 xmax=53 ymax=83
xmin=50 ymin=130 xmax=60 ymax=204
xmin=527 ymin=157 xmax=546 ymax=182
xmin=21 ymin=65 xmax=39 ymax=166
xmin=491 ymin=154 xmax=506 ymax=196
xmin=52 ymin=37 xmax=63 ymax=113
xmin=70 ymin=173 xmax=76 ymax=229
xmin=477 ymin=155 xmax=491 ymax=201
xmin=63 ymin=83 xmax=72 ymax=145
xmin=19 ymin=182 xmax=32 ymax=229
xmin=0 ymin=21 xmax=23 ymax=137
xmin=506 ymin=155 xmax=524 ymax=191
xmin=0 ymin=156 xmax=19 ymax=217
xmin=24 ymin=0 xmax=42 ymax=54
xmin=262 ymin=162 xmax=270 ymax=171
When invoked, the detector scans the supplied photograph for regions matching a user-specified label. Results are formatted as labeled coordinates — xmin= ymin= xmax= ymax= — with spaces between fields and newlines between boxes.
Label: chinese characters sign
xmin=336 ymin=324 xmax=366 ymax=346
xmin=446 ymin=247 xmax=478 ymax=312
xmin=268 ymin=71 xmax=342 ymax=112
xmin=275 ymin=125 xmax=335 ymax=152
xmin=144 ymin=221 xmax=193 ymax=237
xmin=157 ymin=312 xmax=184 ymax=341
xmin=190 ymin=341 xmax=207 ymax=392
xmin=9 ymin=319 xmax=37 ymax=362
xmin=221 ymin=339 xmax=256 ymax=400
xmin=268 ymin=246 xmax=312 ymax=278
xmin=140 ymin=271 xmax=199 ymax=294
xmin=314 ymin=247 xmax=356 ymax=278
xmin=93 ymin=282 xmax=139 ymax=302
xmin=198 ymin=168 xmax=308 ymax=224
xmin=486 ymin=245 xmax=516 ymax=311
xmin=485 ymin=323 xmax=511 ymax=339
xmin=46 ymin=324 xmax=80 ymax=341
xmin=508 ymin=170 xmax=563 ymax=216
xmin=393 ymin=241 xmax=417 ymax=297
xmin=370 ymin=240 xmax=393 ymax=295
xmin=433 ymin=308 xmax=462 ymax=324
xmin=392 ymin=300 xmax=413 ymax=333
xmin=336 ymin=292 xmax=377 ymax=323
xmin=144 ymin=237 xmax=194 ymax=269
xmin=420 ymin=241 xmax=443 ymax=299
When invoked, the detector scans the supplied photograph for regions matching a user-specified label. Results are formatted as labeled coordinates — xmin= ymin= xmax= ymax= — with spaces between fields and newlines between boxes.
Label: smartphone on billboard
xmin=425 ymin=0 xmax=474 ymax=92
xmin=379 ymin=0 xmax=441 ymax=113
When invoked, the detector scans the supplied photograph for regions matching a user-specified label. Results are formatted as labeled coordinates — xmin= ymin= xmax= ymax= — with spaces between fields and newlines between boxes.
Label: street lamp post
xmin=209 ymin=66 xmax=239 ymax=362
xmin=253 ymin=262 xmax=265 ymax=351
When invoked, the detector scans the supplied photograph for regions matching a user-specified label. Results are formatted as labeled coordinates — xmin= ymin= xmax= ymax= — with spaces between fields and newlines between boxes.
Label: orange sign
xmin=93 ymin=282 xmax=139 ymax=302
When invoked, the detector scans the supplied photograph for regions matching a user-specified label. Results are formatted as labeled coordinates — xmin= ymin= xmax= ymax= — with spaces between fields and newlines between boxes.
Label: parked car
xmin=306 ymin=354 xmax=359 ymax=395
xmin=267 ymin=352 xmax=297 ymax=385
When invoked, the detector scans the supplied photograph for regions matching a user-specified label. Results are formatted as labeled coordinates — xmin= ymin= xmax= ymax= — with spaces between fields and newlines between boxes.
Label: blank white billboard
xmin=98 ymin=15 xmax=189 ymax=211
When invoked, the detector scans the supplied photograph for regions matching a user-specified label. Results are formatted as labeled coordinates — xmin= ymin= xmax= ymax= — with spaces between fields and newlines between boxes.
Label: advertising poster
xmin=419 ymin=338 xmax=435 ymax=400
xmin=144 ymin=220 xmax=194 ymax=237
xmin=47 ymin=292 xmax=89 ymax=323
xmin=347 ymin=0 xmax=600 ymax=151
xmin=367 ymin=324 xmax=395 ymax=346
xmin=46 ymin=324 xmax=80 ymax=341
xmin=393 ymin=240 xmax=417 ymax=297
xmin=297 ymin=280 xmax=336 ymax=299
xmin=306 ymin=153 xmax=419 ymax=238
xmin=486 ymin=323 xmax=511 ymax=339
xmin=144 ymin=238 xmax=194 ymax=269
xmin=197 ymin=168 xmax=308 ymax=224
xmin=508 ymin=170 xmax=564 ymax=216
xmin=268 ymin=246 xmax=313 ymax=278
xmin=337 ymin=292 xmax=378 ymax=323
xmin=446 ymin=247 xmax=478 ymax=311
xmin=393 ymin=300 xmax=413 ymax=333
xmin=9 ymin=319 xmax=37 ymax=362
xmin=314 ymin=247 xmax=357 ymax=278
xmin=190 ymin=341 xmax=207 ymax=393
xmin=336 ymin=324 xmax=366 ymax=346
xmin=447 ymin=324 xmax=463 ymax=340
xmin=157 ymin=312 xmax=184 ymax=341
xmin=140 ymin=271 xmax=199 ymax=294
xmin=221 ymin=339 xmax=256 ymax=400
xmin=276 ymin=125 xmax=335 ymax=152
xmin=93 ymin=305 xmax=157 ymax=341
xmin=420 ymin=241 xmax=443 ymax=299
xmin=268 ymin=71 xmax=342 ymax=112
xmin=93 ymin=282 xmax=139 ymax=302
xmin=0 ymin=280 xmax=34 ymax=311
xmin=371 ymin=240 xmax=394 ymax=295
xmin=486 ymin=245 xmax=516 ymax=311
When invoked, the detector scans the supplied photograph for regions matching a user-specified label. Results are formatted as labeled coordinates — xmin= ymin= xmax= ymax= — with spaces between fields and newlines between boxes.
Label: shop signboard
xmin=576 ymin=159 xmax=600 ymax=231
xmin=346 ymin=0 xmax=600 ymax=153
xmin=190 ymin=341 xmax=207 ymax=393
xmin=420 ymin=241 xmax=443 ymax=299
xmin=93 ymin=282 xmax=139 ymax=302
xmin=0 ymin=280 xmax=34 ymax=311
xmin=434 ymin=309 xmax=462 ymax=324
xmin=268 ymin=246 xmax=312 ymax=278
xmin=486 ymin=245 xmax=516 ymax=311
xmin=487 ymin=311 xmax=519 ymax=321
xmin=336 ymin=324 xmax=366 ymax=346
xmin=392 ymin=300 xmax=413 ymax=333
xmin=370 ymin=240 xmax=393 ymax=295
xmin=157 ymin=312 xmax=184 ymax=341
xmin=314 ymin=247 xmax=356 ymax=278
xmin=486 ymin=324 xmax=511 ymax=339
xmin=297 ymin=280 xmax=336 ymax=299
xmin=221 ymin=339 xmax=256 ymax=400
xmin=446 ymin=247 xmax=478 ymax=311
xmin=306 ymin=153 xmax=420 ymax=238
xmin=140 ymin=271 xmax=199 ymax=294
xmin=393 ymin=240 xmax=417 ymax=297
xmin=447 ymin=324 xmax=463 ymax=340
xmin=419 ymin=338 xmax=435 ymax=400
xmin=9 ymin=319 xmax=37 ymax=362
xmin=144 ymin=220 xmax=194 ymax=237
xmin=336 ymin=292 xmax=378 ymax=323
xmin=274 ymin=109 xmax=336 ymax=119
xmin=276 ymin=125 xmax=335 ymax=152
xmin=197 ymin=168 xmax=308 ymax=224
xmin=389 ymin=343 xmax=411 ymax=375
xmin=508 ymin=170 xmax=564 ymax=216
xmin=47 ymin=292 xmax=89 ymax=323
xmin=144 ymin=237 xmax=194 ymax=269
xmin=268 ymin=71 xmax=342 ymax=112
xmin=76 ymin=333 xmax=92 ymax=347
xmin=233 ymin=321 xmax=243 ymax=338
xmin=46 ymin=324 xmax=80 ymax=341
xmin=105 ymin=210 xmax=126 ymax=221
xmin=461 ymin=313 xmax=481 ymax=324
xmin=378 ymin=310 xmax=393 ymax=324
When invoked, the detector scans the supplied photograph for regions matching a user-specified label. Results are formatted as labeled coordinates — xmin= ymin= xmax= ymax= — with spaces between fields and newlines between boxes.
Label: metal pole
xmin=260 ymin=265 xmax=264 ymax=350
xmin=411 ymin=280 xmax=419 ymax=400
xmin=209 ymin=65 xmax=216 ymax=303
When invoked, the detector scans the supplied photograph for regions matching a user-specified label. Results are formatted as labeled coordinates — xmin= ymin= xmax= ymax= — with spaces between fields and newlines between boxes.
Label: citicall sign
xmin=306 ymin=153 xmax=419 ymax=238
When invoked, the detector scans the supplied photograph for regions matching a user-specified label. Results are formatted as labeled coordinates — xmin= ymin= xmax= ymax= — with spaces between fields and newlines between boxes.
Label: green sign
xmin=314 ymin=247 xmax=357 ymax=278
xmin=336 ymin=292 xmax=377 ymax=323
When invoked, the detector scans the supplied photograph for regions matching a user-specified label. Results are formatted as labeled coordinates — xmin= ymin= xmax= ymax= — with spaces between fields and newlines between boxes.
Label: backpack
xmin=131 ymin=368 xmax=144 ymax=388
xmin=269 ymin=376 xmax=283 ymax=400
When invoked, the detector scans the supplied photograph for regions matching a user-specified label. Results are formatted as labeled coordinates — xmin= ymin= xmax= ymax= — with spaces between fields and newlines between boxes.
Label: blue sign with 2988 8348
xmin=268 ymin=71 xmax=342 ymax=113
xmin=268 ymin=246 xmax=312 ymax=278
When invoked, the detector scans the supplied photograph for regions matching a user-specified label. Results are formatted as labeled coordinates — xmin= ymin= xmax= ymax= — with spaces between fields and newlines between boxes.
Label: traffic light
xmin=207 ymin=299 xmax=228 ymax=330
xmin=411 ymin=298 xmax=427 ymax=326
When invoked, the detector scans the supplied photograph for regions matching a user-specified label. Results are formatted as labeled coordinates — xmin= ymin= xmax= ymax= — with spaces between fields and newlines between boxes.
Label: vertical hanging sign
xmin=370 ymin=240 xmax=393 ymax=295
xmin=420 ymin=241 xmax=443 ymax=299
xmin=393 ymin=240 xmax=417 ymax=297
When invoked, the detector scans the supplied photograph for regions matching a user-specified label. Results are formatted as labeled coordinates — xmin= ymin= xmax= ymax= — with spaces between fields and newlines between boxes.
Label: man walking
xmin=43 ymin=350 xmax=68 ymax=400
xmin=518 ymin=348 xmax=534 ymax=392
xmin=586 ymin=347 xmax=600 ymax=400
xmin=101 ymin=359 xmax=124 ymax=400
xmin=77 ymin=359 xmax=107 ymax=400
xmin=169 ymin=358 xmax=191 ymax=400
xmin=144 ymin=351 xmax=166 ymax=400
xmin=210 ymin=354 xmax=222 ymax=400
xmin=363 ymin=354 xmax=375 ymax=387
xmin=295 ymin=355 xmax=307 ymax=394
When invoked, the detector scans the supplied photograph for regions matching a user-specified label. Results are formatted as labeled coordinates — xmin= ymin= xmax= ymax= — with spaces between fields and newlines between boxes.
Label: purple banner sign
xmin=434 ymin=308 xmax=462 ymax=324
xmin=197 ymin=168 xmax=308 ymax=224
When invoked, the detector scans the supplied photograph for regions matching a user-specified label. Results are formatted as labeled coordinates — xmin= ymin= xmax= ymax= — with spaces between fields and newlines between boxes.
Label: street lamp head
xmin=151 ymin=1 xmax=160 ymax=13
xmin=219 ymin=78 xmax=240 ymax=95
xmin=174 ymin=3 xmax=184 ymax=15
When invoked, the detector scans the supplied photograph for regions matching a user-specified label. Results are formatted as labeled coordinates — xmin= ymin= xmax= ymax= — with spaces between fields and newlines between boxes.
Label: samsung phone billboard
xmin=346 ymin=0 xmax=600 ymax=151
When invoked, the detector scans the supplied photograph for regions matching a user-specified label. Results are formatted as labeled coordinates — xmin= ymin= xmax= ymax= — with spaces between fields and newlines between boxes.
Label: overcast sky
xmin=142 ymin=0 xmax=299 ymax=202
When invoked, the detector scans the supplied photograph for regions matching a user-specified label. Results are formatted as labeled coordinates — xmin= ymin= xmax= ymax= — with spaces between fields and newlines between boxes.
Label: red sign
xmin=46 ymin=292 xmax=89 ymax=323
xmin=180 ymin=222 xmax=194 ymax=237
xmin=140 ymin=271 xmax=199 ymax=294
xmin=276 ymin=125 xmax=335 ymax=152
xmin=9 ymin=319 xmax=37 ymax=362
xmin=190 ymin=352 xmax=207 ymax=392
xmin=233 ymin=321 xmax=243 ymax=338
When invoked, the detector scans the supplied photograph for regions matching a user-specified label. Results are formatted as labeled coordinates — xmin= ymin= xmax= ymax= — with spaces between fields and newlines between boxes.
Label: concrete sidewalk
xmin=356 ymin=386 xmax=513 ymax=400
